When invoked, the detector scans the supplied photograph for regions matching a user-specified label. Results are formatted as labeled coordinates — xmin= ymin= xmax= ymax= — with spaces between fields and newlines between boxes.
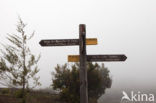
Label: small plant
xmin=1 ymin=88 xmax=10 ymax=95
xmin=14 ymin=89 xmax=23 ymax=98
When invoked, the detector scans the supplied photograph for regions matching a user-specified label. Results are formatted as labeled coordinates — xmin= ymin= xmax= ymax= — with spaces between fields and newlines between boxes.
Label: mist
xmin=0 ymin=0 xmax=156 ymax=101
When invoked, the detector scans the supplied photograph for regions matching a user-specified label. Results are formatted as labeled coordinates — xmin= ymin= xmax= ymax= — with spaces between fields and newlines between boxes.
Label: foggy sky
xmin=0 ymin=0 xmax=156 ymax=90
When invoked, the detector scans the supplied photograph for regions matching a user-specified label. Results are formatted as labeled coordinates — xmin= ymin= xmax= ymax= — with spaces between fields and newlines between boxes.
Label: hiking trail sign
xmin=39 ymin=38 xmax=97 ymax=46
xmin=39 ymin=24 xmax=127 ymax=103
xmin=68 ymin=54 xmax=127 ymax=62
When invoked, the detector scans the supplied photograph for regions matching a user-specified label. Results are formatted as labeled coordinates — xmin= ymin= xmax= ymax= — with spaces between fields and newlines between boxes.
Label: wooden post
xmin=79 ymin=24 xmax=88 ymax=103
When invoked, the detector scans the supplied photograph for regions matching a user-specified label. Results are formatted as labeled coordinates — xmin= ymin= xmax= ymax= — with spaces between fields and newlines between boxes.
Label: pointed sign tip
xmin=39 ymin=40 xmax=43 ymax=46
xmin=123 ymin=55 xmax=127 ymax=61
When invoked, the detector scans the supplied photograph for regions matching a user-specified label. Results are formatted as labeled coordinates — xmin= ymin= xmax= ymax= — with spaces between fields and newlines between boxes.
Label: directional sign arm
xmin=87 ymin=55 xmax=127 ymax=62
xmin=39 ymin=38 xmax=97 ymax=46
xmin=68 ymin=54 xmax=127 ymax=62
xmin=39 ymin=39 xmax=79 ymax=46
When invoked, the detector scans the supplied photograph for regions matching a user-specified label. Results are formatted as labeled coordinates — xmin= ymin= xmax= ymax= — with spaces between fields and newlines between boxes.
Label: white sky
xmin=0 ymin=0 xmax=156 ymax=90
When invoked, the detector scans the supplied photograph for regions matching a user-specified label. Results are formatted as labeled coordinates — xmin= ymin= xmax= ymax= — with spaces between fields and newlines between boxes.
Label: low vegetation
xmin=0 ymin=88 xmax=61 ymax=103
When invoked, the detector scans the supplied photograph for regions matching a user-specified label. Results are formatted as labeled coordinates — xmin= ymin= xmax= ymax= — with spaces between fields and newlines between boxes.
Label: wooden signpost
xmin=79 ymin=25 xmax=88 ymax=103
xmin=39 ymin=24 xmax=127 ymax=103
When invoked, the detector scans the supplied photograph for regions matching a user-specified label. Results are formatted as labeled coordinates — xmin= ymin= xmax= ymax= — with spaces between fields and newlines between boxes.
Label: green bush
xmin=1 ymin=88 xmax=10 ymax=95
xmin=14 ymin=89 xmax=23 ymax=98
xmin=52 ymin=63 xmax=112 ymax=103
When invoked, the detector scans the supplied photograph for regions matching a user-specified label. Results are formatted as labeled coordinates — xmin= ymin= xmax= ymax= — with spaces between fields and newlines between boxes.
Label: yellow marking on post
xmin=86 ymin=38 xmax=97 ymax=45
xmin=68 ymin=55 xmax=80 ymax=62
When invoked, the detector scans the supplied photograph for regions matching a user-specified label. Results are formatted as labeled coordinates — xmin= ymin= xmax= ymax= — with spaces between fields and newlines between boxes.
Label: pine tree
xmin=0 ymin=18 xmax=41 ymax=101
